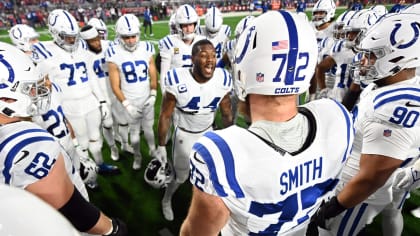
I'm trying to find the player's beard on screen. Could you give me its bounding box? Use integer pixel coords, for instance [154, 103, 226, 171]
[238, 98, 251, 124]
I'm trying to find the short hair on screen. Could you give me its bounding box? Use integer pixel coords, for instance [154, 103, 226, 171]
[191, 39, 214, 56]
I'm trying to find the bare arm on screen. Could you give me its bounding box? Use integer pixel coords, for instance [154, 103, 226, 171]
[148, 55, 158, 91]
[219, 93, 233, 128]
[315, 56, 336, 90]
[157, 92, 176, 146]
[337, 153, 402, 208]
[108, 62, 126, 103]
[180, 187, 230, 236]
[25, 154, 114, 235]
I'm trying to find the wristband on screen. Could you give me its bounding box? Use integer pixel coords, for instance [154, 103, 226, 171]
[122, 100, 130, 107]
[150, 89, 157, 97]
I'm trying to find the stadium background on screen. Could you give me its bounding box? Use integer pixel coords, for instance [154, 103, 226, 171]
[0, 4, 420, 235]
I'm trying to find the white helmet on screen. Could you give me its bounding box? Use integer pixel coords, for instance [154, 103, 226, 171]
[234, 11, 318, 101]
[115, 14, 140, 52]
[8, 24, 39, 52]
[369, 4, 388, 17]
[79, 157, 98, 186]
[168, 13, 177, 35]
[87, 17, 108, 40]
[175, 4, 200, 40]
[357, 13, 420, 83]
[205, 6, 223, 38]
[312, 0, 336, 27]
[234, 15, 255, 40]
[144, 158, 174, 189]
[48, 9, 80, 52]
[344, 10, 379, 48]
[0, 42, 50, 118]
[333, 10, 356, 40]
[0, 184, 81, 236]
[403, 3, 420, 14]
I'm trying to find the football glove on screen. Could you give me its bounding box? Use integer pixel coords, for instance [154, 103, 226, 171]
[100, 101, 111, 120]
[144, 89, 157, 107]
[104, 218, 128, 236]
[155, 146, 167, 165]
[122, 100, 141, 119]
[306, 196, 346, 236]
[394, 159, 420, 190]
[317, 88, 331, 99]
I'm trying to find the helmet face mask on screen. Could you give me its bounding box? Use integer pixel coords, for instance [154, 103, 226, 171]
[48, 9, 80, 52]
[311, 0, 336, 27]
[356, 13, 420, 83]
[144, 158, 174, 189]
[79, 157, 98, 186]
[175, 4, 199, 40]
[0, 42, 51, 118]
[115, 14, 140, 52]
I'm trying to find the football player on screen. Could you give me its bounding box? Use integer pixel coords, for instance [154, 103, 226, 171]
[81, 24, 122, 163]
[152, 39, 233, 221]
[32, 9, 118, 175]
[87, 18, 134, 156]
[307, 13, 420, 236]
[180, 11, 354, 235]
[107, 14, 158, 170]
[158, 4, 206, 93]
[198, 6, 231, 68]
[308, 0, 337, 101]
[316, 10, 379, 102]
[0, 42, 127, 236]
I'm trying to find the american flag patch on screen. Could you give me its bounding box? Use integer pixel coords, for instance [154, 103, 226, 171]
[256, 72, 264, 82]
[383, 129, 392, 137]
[272, 40, 288, 50]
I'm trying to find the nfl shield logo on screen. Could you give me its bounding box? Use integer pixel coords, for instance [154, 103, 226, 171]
[256, 72, 264, 82]
[383, 129, 392, 137]
[174, 48, 179, 54]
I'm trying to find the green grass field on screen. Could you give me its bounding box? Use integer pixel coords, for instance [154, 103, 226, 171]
[1, 8, 419, 235]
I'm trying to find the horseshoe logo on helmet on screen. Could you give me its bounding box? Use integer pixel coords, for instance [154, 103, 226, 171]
[0, 54, 15, 89]
[234, 25, 256, 64]
[390, 22, 420, 49]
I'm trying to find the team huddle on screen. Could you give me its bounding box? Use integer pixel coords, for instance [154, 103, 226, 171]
[0, 1, 419, 235]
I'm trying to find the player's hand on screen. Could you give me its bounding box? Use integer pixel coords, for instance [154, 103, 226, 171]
[395, 166, 420, 189]
[100, 101, 111, 120]
[155, 146, 167, 165]
[123, 100, 141, 119]
[317, 88, 330, 99]
[144, 90, 157, 107]
[104, 218, 128, 236]
[306, 196, 346, 236]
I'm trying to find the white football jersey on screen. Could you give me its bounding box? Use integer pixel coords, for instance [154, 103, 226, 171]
[32, 41, 103, 116]
[158, 34, 206, 90]
[189, 99, 354, 235]
[327, 39, 355, 101]
[165, 67, 232, 132]
[106, 41, 155, 102]
[312, 23, 334, 47]
[31, 83, 73, 152]
[0, 121, 87, 199]
[88, 39, 114, 104]
[198, 25, 231, 65]
[225, 39, 236, 66]
[340, 77, 420, 205]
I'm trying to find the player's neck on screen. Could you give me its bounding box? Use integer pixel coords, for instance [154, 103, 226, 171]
[375, 68, 415, 87]
[249, 94, 298, 122]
